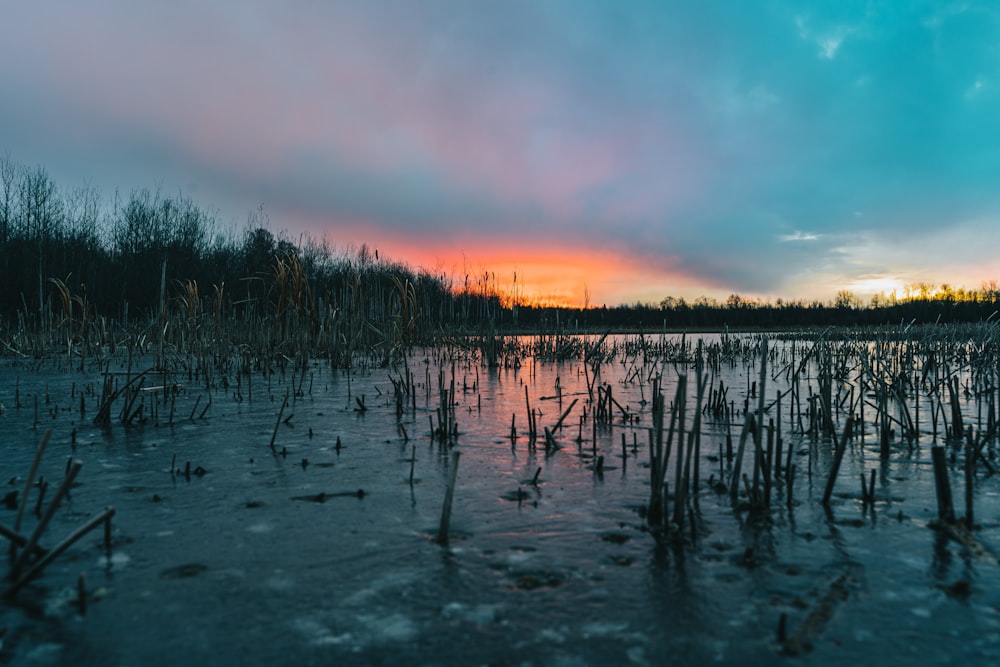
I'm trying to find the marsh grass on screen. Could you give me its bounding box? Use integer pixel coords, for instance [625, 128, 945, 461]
[6, 283, 1000, 656]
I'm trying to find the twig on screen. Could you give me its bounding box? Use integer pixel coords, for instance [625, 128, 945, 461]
[269, 391, 289, 450]
[6, 507, 116, 598]
[436, 452, 461, 546]
[12, 460, 84, 578]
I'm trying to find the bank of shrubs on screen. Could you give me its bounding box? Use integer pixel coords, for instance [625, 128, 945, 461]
[2, 156, 999, 336]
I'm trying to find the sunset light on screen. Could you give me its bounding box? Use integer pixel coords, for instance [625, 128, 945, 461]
[5, 6, 1000, 664]
[844, 276, 906, 302]
[3, 3, 1000, 306]
[386, 242, 691, 309]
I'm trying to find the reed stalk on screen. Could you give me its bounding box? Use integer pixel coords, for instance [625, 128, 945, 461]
[524, 386, 536, 443]
[409, 444, 416, 486]
[436, 451, 461, 545]
[821, 418, 853, 506]
[6, 507, 116, 598]
[646, 384, 666, 524]
[786, 464, 796, 508]
[0, 523, 47, 558]
[15, 429, 52, 535]
[647, 377, 682, 527]
[763, 421, 774, 508]
[878, 385, 890, 458]
[671, 374, 690, 527]
[964, 428, 975, 528]
[749, 340, 768, 505]
[931, 445, 955, 522]
[681, 372, 707, 515]
[551, 398, 579, 433]
[12, 460, 83, 578]
[543, 427, 557, 453]
[948, 376, 964, 440]
[269, 390, 289, 450]
[730, 413, 756, 503]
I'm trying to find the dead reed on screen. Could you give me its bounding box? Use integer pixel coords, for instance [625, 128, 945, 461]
[2, 429, 115, 599]
[436, 451, 461, 546]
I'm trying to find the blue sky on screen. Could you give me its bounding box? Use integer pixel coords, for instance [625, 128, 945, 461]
[2, 1, 999, 306]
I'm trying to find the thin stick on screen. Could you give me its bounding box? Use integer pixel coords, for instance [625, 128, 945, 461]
[670, 374, 689, 528]
[6, 507, 116, 598]
[12, 460, 83, 577]
[730, 413, 756, 502]
[931, 445, 956, 523]
[188, 394, 202, 421]
[16, 429, 52, 533]
[0, 523, 48, 557]
[551, 398, 579, 433]
[786, 464, 795, 508]
[756, 335, 768, 463]
[409, 444, 416, 486]
[269, 391, 289, 450]
[965, 428, 975, 528]
[822, 419, 854, 506]
[436, 452, 461, 546]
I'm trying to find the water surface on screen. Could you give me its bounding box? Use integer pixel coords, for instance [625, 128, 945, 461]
[0, 333, 998, 665]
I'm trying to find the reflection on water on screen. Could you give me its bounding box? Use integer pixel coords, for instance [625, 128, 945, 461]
[0, 332, 999, 665]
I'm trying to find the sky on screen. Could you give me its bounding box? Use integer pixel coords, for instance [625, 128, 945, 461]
[3, 1, 1000, 308]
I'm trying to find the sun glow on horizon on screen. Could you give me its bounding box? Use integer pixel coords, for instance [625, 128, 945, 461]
[844, 276, 906, 300]
[323, 230, 700, 309]
[300, 220, 1000, 309]
[405, 244, 626, 309]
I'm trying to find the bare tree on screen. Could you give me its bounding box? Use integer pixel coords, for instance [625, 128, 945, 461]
[0, 154, 20, 285]
[833, 290, 862, 309]
[17, 165, 62, 313]
[0, 152, 18, 246]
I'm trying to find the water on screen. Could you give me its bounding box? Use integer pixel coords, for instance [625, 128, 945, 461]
[1, 333, 999, 665]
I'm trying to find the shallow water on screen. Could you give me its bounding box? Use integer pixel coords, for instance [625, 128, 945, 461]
[1, 334, 999, 666]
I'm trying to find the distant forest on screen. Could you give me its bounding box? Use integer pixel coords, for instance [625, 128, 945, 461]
[3, 156, 1000, 334]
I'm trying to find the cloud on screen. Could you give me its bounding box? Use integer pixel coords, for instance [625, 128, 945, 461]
[2, 1, 1000, 304]
[779, 231, 820, 243]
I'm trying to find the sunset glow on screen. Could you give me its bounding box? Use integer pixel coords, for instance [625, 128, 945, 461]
[845, 276, 906, 301]
[3, 2, 1000, 306]
[345, 234, 696, 309]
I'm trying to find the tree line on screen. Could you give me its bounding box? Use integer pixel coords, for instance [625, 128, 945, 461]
[2, 155, 999, 336]
[584, 288, 1000, 331]
[0, 156, 462, 338]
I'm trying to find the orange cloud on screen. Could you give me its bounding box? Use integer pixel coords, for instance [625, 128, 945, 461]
[364, 233, 700, 308]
